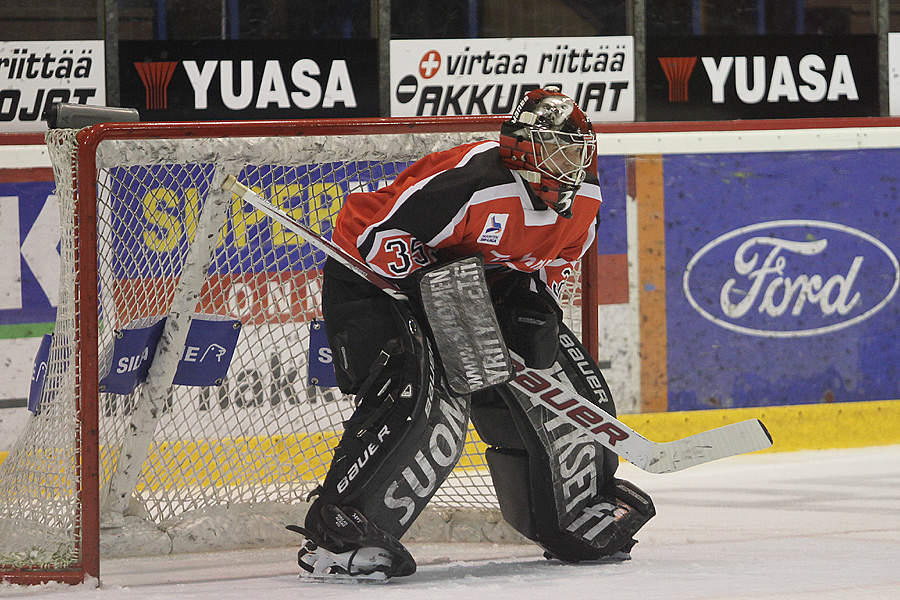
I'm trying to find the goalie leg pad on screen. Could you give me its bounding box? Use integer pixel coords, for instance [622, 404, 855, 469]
[482, 448, 535, 538]
[312, 259, 471, 542]
[483, 446, 655, 561]
[540, 478, 656, 562]
[472, 324, 654, 560]
[307, 352, 470, 542]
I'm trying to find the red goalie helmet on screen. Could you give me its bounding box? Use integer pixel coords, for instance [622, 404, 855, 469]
[499, 87, 596, 218]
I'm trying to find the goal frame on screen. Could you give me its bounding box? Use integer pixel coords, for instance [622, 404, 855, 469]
[2, 116, 600, 585]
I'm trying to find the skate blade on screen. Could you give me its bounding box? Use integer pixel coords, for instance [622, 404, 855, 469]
[299, 571, 389, 584]
[543, 551, 632, 564]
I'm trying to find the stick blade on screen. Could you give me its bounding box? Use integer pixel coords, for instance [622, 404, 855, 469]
[643, 419, 773, 474]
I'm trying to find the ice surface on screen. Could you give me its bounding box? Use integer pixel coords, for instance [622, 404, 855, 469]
[3, 444, 899, 599]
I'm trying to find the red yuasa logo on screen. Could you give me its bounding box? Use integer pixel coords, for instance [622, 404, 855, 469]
[659, 56, 698, 102]
[134, 61, 178, 109]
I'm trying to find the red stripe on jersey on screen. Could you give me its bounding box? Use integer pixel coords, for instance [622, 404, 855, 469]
[333, 140, 601, 295]
[333, 141, 495, 260]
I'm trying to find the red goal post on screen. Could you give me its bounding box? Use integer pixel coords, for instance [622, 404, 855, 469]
[0, 116, 600, 585]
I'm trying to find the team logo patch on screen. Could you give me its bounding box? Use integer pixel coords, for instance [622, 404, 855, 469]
[477, 213, 508, 245]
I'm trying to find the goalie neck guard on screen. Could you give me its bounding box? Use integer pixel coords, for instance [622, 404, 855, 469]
[499, 87, 597, 218]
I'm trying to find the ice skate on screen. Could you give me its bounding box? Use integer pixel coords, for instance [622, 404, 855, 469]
[296, 538, 392, 583]
[288, 504, 416, 583]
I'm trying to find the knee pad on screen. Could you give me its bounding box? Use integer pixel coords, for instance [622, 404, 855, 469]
[311, 301, 471, 541]
[472, 323, 651, 558]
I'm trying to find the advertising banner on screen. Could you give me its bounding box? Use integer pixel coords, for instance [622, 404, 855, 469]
[0, 181, 58, 410]
[0, 182, 59, 326]
[390, 37, 634, 121]
[104, 161, 405, 281]
[308, 319, 338, 388]
[119, 39, 379, 121]
[0, 40, 105, 133]
[27, 333, 52, 414]
[665, 149, 900, 410]
[98, 316, 241, 395]
[647, 35, 878, 120]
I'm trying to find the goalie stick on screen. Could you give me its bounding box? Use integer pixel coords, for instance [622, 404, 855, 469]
[507, 355, 773, 473]
[220, 174, 773, 473]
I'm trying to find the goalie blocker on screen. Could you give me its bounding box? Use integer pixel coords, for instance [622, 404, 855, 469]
[300, 258, 653, 578]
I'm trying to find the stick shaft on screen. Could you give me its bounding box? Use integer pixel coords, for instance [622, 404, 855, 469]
[221, 174, 408, 301]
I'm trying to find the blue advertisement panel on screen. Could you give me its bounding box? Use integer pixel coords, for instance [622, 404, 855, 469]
[98, 316, 241, 394]
[308, 319, 338, 388]
[0, 181, 59, 327]
[107, 161, 412, 280]
[665, 149, 900, 409]
[595, 156, 628, 256]
[27, 333, 52, 413]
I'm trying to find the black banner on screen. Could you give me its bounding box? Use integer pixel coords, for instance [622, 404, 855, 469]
[119, 39, 379, 121]
[647, 35, 878, 121]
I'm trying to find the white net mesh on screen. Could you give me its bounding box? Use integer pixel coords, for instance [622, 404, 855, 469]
[0, 124, 584, 574]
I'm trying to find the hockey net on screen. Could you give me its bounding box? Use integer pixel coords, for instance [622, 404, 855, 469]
[0, 117, 594, 584]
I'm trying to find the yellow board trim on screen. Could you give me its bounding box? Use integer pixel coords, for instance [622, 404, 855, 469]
[2, 401, 898, 477]
[619, 399, 900, 453]
[129, 431, 494, 490]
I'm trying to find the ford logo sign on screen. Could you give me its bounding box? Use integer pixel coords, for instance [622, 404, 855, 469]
[683, 220, 899, 338]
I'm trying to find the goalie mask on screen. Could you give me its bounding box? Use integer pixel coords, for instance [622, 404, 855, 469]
[499, 87, 597, 218]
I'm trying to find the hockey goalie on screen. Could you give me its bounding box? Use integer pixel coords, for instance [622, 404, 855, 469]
[290, 87, 656, 581]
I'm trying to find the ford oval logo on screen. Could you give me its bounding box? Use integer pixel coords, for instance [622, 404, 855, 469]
[683, 220, 900, 337]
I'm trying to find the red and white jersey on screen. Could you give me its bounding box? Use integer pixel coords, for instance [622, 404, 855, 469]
[333, 140, 601, 298]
